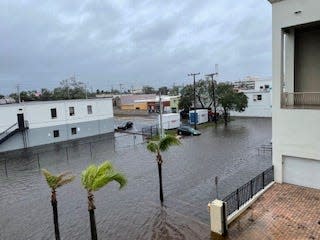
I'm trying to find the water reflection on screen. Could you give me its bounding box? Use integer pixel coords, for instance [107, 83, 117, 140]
[0, 118, 271, 240]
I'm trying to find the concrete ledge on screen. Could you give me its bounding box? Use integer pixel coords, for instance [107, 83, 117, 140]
[227, 181, 275, 225]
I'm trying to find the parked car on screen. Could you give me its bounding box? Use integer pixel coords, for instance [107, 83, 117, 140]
[177, 126, 201, 136]
[117, 121, 133, 130]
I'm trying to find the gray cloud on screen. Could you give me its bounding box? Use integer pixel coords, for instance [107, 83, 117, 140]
[0, 0, 271, 93]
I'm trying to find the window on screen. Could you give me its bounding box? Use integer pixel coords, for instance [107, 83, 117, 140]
[71, 127, 77, 135]
[257, 95, 262, 101]
[51, 108, 57, 118]
[53, 130, 59, 138]
[265, 85, 270, 89]
[69, 107, 75, 116]
[87, 105, 92, 114]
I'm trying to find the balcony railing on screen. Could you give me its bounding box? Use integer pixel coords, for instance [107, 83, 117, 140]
[282, 92, 320, 109]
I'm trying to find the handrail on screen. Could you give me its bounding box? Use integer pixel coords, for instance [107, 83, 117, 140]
[222, 166, 274, 216]
[282, 92, 320, 108]
[0, 123, 18, 136]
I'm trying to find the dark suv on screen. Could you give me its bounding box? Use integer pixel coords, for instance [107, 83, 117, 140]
[117, 121, 133, 130]
[177, 126, 201, 136]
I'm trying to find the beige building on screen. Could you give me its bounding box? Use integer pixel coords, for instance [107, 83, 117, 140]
[269, 0, 320, 189]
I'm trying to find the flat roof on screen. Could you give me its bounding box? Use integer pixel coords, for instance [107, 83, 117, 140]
[0, 98, 112, 107]
[268, 0, 284, 3]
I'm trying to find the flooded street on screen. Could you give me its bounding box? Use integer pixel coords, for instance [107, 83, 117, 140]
[0, 118, 271, 240]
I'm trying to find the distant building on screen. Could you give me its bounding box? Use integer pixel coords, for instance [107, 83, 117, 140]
[115, 94, 180, 112]
[230, 77, 272, 117]
[0, 98, 114, 153]
[0, 97, 16, 105]
[269, 0, 320, 189]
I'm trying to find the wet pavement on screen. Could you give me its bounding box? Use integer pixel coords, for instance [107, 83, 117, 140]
[226, 183, 320, 240]
[0, 117, 271, 240]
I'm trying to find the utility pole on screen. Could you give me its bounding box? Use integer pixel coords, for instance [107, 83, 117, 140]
[188, 73, 200, 129]
[205, 66, 218, 124]
[159, 92, 164, 138]
[85, 82, 88, 99]
[119, 83, 124, 95]
[16, 84, 21, 103]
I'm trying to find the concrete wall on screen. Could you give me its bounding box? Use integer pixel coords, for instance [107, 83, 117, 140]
[0, 98, 114, 152]
[0, 98, 113, 132]
[230, 91, 272, 117]
[294, 27, 320, 92]
[133, 102, 148, 110]
[121, 104, 135, 110]
[271, 0, 320, 183]
[0, 118, 114, 153]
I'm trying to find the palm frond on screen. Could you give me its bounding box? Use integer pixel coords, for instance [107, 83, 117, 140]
[42, 169, 75, 190]
[158, 135, 181, 152]
[82, 161, 127, 192]
[81, 165, 98, 190]
[56, 175, 76, 188]
[107, 171, 127, 190]
[42, 169, 58, 189]
[147, 142, 158, 153]
[95, 161, 113, 178]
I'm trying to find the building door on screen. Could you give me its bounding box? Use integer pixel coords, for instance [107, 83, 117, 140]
[283, 156, 320, 189]
[17, 113, 25, 130]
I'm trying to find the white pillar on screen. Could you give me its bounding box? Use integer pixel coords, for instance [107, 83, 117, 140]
[208, 199, 227, 235]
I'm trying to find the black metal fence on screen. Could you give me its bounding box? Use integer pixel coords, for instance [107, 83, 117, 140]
[141, 125, 159, 138]
[222, 166, 274, 216]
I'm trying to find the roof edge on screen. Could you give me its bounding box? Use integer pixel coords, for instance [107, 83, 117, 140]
[268, 0, 284, 4]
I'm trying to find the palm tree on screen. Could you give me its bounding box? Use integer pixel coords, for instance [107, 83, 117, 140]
[147, 135, 181, 203]
[81, 161, 127, 240]
[42, 169, 75, 240]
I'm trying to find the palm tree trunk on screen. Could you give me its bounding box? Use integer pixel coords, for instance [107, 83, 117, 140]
[157, 162, 164, 203]
[88, 191, 98, 240]
[51, 190, 61, 240]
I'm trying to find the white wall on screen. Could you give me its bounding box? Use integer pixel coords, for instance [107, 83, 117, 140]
[271, 0, 320, 183]
[230, 91, 272, 117]
[0, 99, 113, 132]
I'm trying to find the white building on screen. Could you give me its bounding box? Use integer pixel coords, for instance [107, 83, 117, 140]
[269, 0, 320, 189]
[0, 98, 114, 153]
[231, 78, 272, 117]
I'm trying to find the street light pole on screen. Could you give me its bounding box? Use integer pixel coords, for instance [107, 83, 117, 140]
[188, 73, 200, 129]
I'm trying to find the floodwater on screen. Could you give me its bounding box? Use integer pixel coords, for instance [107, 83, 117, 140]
[0, 117, 271, 240]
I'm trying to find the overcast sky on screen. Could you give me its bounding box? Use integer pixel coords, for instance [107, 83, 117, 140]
[1, 0, 272, 94]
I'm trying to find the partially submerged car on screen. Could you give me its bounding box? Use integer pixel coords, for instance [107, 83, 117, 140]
[117, 121, 133, 130]
[177, 126, 201, 136]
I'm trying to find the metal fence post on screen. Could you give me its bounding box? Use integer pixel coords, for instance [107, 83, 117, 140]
[236, 189, 240, 210]
[262, 171, 265, 189]
[250, 179, 253, 198]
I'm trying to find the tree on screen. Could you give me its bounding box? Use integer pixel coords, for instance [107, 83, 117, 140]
[142, 85, 156, 94]
[216, 83, 248, 125]
[178, 79, 214, 110]
[178, 85, 193, 111]
[169, 86, 180, 96]
[158, 86, 169, 95]
[147, 135, 181, 203]
[40, 88, 53, 101]
[81, 161, 127, 240]
[42, 169, 75, 240]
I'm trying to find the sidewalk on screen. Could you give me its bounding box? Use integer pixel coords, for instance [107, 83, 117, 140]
[221, 183, 320, 240]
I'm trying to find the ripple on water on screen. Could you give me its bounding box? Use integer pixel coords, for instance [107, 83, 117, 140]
[0, 118, 271, 240]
